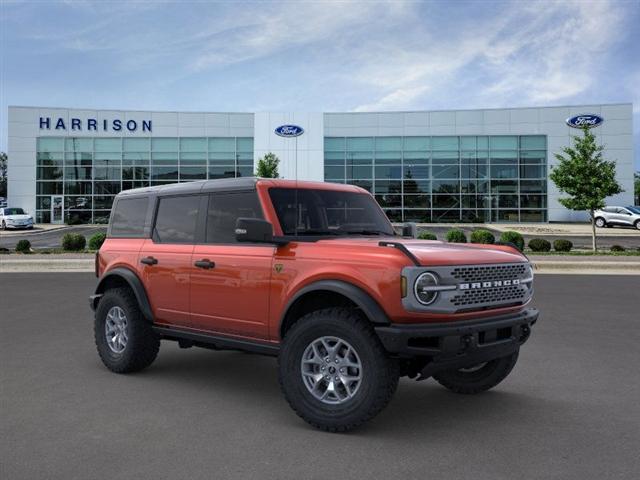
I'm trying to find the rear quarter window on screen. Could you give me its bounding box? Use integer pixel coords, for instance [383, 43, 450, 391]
[110, 197, 149, 237]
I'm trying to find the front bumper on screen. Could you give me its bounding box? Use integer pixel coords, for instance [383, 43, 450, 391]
[375, 308, 538, 378]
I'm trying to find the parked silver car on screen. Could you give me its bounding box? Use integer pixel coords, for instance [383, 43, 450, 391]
[0, 207, 35, 230]
[593, 206, 640, 230]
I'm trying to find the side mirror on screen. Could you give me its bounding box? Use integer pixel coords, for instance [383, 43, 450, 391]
[235, 218, 275, 243]
[402, 222, 417, 238]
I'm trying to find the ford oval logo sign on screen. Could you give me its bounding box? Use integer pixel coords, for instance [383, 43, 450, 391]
[566, 114, 604, 129]
[275, 125, 304, 137]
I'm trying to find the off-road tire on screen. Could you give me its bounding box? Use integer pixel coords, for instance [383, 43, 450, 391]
[94, 287, 160, 373]
[433, 350, 519, 395]
[278, 308, 399, 432]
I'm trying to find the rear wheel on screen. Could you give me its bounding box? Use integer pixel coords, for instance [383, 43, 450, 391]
[595, 217, 606, 228]
[433, 350, 519, 394]
[635, 220, 640, 230]
[94, 287, 160, 373]
[278, 308, 399, 432]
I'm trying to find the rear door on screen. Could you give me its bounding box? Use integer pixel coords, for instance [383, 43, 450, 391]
[138, 194, 203, 328]
[190, 191, 274, 340]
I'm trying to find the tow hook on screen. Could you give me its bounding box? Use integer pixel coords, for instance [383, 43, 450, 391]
[461, 334, 474, 351]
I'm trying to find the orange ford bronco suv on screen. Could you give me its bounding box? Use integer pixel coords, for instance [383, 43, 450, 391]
[91, 178, 537, 432]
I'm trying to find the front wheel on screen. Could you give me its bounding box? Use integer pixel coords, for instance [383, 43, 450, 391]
[278, 308, 399, 432]
[433, 350, 519, 394]
[595, 217, 606, 228]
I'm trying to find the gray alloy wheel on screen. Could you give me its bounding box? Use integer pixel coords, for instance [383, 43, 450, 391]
[105, 306, 128, 354]
[595, 217, 606, 228]
[300, 336, 363, 405]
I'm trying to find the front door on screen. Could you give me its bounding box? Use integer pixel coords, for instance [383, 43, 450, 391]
[138, 194, 202, 328]
[51, 195, 63, 224]
[190, 191, 274, 340]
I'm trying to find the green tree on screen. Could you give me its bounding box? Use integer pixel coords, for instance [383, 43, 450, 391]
[255, 152, 280, 178]
[550, 128, 623, 251]
[634, 172, 640, 205]
[0, 152, 7, 198]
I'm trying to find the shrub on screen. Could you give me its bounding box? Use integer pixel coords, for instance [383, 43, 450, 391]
[88, 232, 107, 250]
[470, 229, 495, 244]
[528, 238, 551, 252]
[553, 239, 573, 252]
[66, 215, 83, 226]
[417, 231, 437, 240]
[610, 244, 625, 252]
[15, 239, 31, 253]
[62, 233, 86, 251]
[499, 231, 525, 251]
[445, 229, 467, 243]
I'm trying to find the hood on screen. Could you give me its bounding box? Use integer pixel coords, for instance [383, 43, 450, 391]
[315, 237, 527, 266]
[4, 214, 32, 221]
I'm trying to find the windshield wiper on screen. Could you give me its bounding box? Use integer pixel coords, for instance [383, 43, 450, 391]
[344, 230, 393, 236]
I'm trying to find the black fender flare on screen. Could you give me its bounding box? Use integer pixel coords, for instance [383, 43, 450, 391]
[280, 280, 391, 337]
[93, 267, 154, 322]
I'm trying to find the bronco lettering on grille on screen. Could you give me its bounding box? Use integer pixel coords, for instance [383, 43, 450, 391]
[459, 279, 520, 290]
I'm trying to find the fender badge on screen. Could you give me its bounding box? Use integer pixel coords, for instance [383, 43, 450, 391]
[274, 264, 284, 273]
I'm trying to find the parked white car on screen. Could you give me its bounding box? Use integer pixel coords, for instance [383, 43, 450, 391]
[0, 207, 35, 230]
[593, 206, 640, 230]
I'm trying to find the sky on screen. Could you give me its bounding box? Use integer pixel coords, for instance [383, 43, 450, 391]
[1, 0, 639, 168]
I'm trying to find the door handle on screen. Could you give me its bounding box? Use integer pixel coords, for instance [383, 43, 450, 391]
[140, 256, 158, 266]
[194, 259, 215, 269]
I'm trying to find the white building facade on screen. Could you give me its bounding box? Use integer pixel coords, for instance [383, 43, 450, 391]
[6, 104, 634, 224]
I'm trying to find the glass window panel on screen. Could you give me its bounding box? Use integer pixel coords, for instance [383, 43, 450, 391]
[403, 180, 429, 194]
[520, 194, 546, 208]
[324, 166, 345, 180]
[94, 196, 115, 209]
[65, 181, 93, 195]
[432, 209, 461, 222]
[432, 165, 459, 179]
[236, 152, 253, 164]
[374, 165, 402, 179]
[64, 152, 93, 166]
[206, 192, 263, 244]
[498, 194, 519, 208]
[348, 180, 372, 192]
[490, 151, 518, 164]
[180, 138, 206, 152]
[208, 166, 237, 179]
[520, 164, 545, 179]
[491, 164, 518, 179]
[93, 211, 111, 224]
[64, 166, 92, 180]
[37, 137, 64, 151]
[520, 135, 546, 150]
[151, 138, 178, 151]
[477, 136, 489, 150]
[461, 164, 488, 179]
[431, 136, 459, 151]
[432, 180, 459, 193]
[37, 166, 63, 180]
[403, 137, 429, 151]
[236, 137, 254, 153]
[36, 196, 52, 209]
[346, 165, 372, 179]
[94, 138, 122, 152]
[346, 152, 372, 165]
[375, 194, 402, 208]
[491, 180, 518, 193]
[495, 210, 519, 222]
[325, 137, 345, 151]
[490, 136, 518, 150]
[462, 209, 488, 222]
[237, 166, 253, 177]
[36, 182, 63, 195]
[520, 210, 546, 222]
[432, 151, 459, 164]
[65, 210, 92, 224]
[519, 180, 546, 193]
[65, 196, 92, 210]
[110, 197, 149, 236]
[151, 167, 178, 180]
[403, 195, 430, 208]
[375, 137, 401, 151]
[208, 138, 235, 152]
[460, 137, 477, 150]
[383, 209, 403, 222]
[325, 151, 345, 166]
[346, 137, 373, 151]
[93, 166, 121, 180]
[374, 151, 401, 164]
[37, 152, 64, 165]
[179, 152, 207, 165]
[403, 165, 429, 179]
[180, 167, 207, 180]
[152, 152, 179, 165]
[403, 210, 430, 222]
[208, 152, 235, 163]
[403, 151, 429, 163]
[520, 150, 546, 164]
[374, 180, 402, 194]
[124, 138, 150, 152]
[65, 138, 93, 151]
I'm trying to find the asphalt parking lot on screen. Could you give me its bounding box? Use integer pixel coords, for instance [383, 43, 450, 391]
[1, 273, 639, 480]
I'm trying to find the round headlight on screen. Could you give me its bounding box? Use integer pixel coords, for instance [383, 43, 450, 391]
[414, 272, 439, 305]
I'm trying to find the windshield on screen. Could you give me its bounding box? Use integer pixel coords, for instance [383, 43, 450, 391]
[3, 208, 25, 215]
[626, 206, 640, 214]
[269, 188, 395, 237]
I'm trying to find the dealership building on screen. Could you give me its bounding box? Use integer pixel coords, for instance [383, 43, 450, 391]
[6, 103, 634, 224]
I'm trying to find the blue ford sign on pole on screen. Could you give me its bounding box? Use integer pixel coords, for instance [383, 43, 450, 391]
[275, 125, 304, 137]
[566, 114, 604, 129]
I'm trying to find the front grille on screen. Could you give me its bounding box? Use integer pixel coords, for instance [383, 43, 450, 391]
[451, 264, 527, 283]
[451, 284, 527, 307]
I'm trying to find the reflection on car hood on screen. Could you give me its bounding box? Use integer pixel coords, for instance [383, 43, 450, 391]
[3, 214, 32, 221]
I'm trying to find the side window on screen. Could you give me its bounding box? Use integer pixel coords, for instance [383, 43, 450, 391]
[154, 195, 200, 244]
[206, 191, 264, 244]
[110, 197, 149, 237]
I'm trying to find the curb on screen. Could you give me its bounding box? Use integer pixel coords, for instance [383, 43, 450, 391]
[0, 258, 95, 273]
[532, 260, 640, 275]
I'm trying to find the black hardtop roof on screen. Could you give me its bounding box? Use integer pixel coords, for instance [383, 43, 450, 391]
[116, 177, 259, 198]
